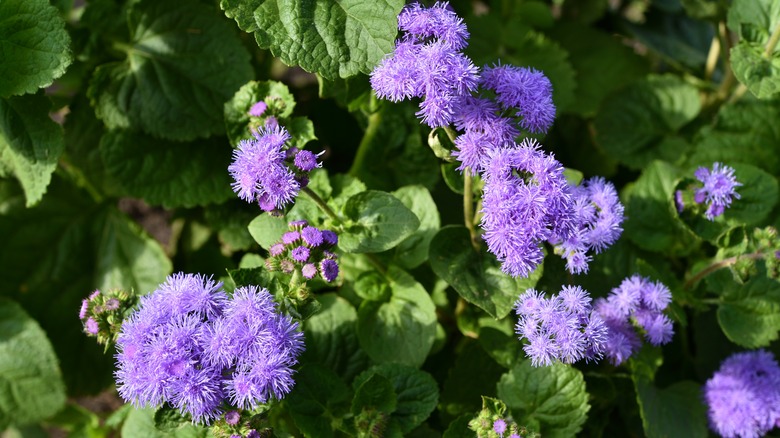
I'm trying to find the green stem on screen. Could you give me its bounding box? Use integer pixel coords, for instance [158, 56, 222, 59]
[301, 187, 340, 223]
[348, 112, 382, 178]
[704, 31, 721, 82]
[683, 250, 766, 290]
[463, 170, 480, 252]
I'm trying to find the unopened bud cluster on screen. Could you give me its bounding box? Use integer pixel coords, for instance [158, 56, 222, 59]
[265, 220, 339, 283]
[78, 288, 136, 348]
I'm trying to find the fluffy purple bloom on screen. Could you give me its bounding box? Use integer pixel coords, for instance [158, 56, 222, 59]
[493, 418, 507, 436]
[321, 230, 338, 246]
[480, 65, 556, 134]
[704, 350, 780, 438]
[550, 177, 624, 274]
[291, 246, 310, 263]
[694, 163, 742, 220]
[79, 299, 89, 320]
[515, 286, 607, 366]
[675, 190, 685, 213]
[320, 259, 339, 282]
[115, 275, 303, 424]
[85, 317, 99, 335]
[397, 2, 469, 49]
[228, 126, 300, 211]
[282, 231, 300, 245]
[248, 101, 267, 117]
[594, 275, 674, 365]
[293, 150, 321, 172]
[301, 227, 323, 247]
[301, 264, 317, 279]
[481, 139, 575, 277]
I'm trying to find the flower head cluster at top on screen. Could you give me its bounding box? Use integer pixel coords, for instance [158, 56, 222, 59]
[265, 220, 339, 282]
[228, 123, 321, 212]
[115, 273, 304, 424]
[594, 275, 674, 365]
[371, 2, 623, 277]
[704, 350, 780, 438]
[514, 286, 607, 366]
[693, 162, 742, 220]
[79, 288, 136, 347]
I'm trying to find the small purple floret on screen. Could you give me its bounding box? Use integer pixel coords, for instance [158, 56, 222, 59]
[693, 163, 742, 220]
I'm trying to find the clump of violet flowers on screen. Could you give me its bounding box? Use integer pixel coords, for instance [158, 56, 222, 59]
[114, 273, 304, 423]
[693, 162, 742, 220]
[703, 350, 780, 438]
[514, 285, 607, 366]
[228, 124, 321, 212]
[594, 275, 674, 365]
[265, 220, 340, 283]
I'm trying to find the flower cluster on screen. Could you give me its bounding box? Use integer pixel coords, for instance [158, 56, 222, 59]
[228, 125, 321, 212]
[594, 276, 674, 365]
[549, 177, 625, 274]
[79, 288, 136, 347]
[370, 2, 478, 127]
[704, 350, 780, 438]
[693, 162, 742, 220]
[480, 139, 575, 277]
[265, 220, 340, 283]
[514, 286, 607, 367]
[115, 273, 304, 424]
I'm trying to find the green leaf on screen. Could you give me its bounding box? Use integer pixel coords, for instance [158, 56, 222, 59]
[301, 293, 368, 382]
[286, 364, 352, 438]
[548, 22, 650, 116]
[247, 213, 288, 250]
[727, 0, 780, 44]
[390, 186, 440, 269]
[223, 80, 298, 146]
[594, 74, 700, 169]
[352, 363, 439, 433]
[0, 298, 66, 430]
[220, 0, 404, 79]
[439, 341, 505, 421]
[723, 163, 779, 225]
[99, 130, 234, 208]
[352, 374, 397, 415]
[0, 0, 71, 97]
[681, 0, 727, 19]
[623, 161, 698, 254]
[0, 94, 65, 206]
[731, 42, 780, 99]
[623, 10, 714, 70]
[0, 177, 171, 395]
[356, 266, 436, 367]
[497, 361, 590, 438]
[349, 103, 440, 191]
[340, 190, 420, 254]
[88, 0, 253, 141]
[717, 265, 780, 348]
[121, 408, 208, 438]
[630, 347, 708, 438]
[318, 75, 372, 112]
[429, 226, 543, 319]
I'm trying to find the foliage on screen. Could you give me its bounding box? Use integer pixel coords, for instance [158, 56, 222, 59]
[2, 0, 780, 437]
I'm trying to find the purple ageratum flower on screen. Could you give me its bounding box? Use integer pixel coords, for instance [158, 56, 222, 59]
[594, 275, 674, 365]
[480, 139, 575, 277]
[282, 231, 300, 245]
[704, 350, 780, 438]
[228, 126, 300, 211]
[493, 418, 507, 436]
[693, 162, 742, 220]
[320, 259, 339, 282]
[321, 230, 338, 246]
[451, 96, 519, 174]
[550, 177, 624, 274]
[675, 190, 685, 213]
[514, 286, 607, 366]
[293, 150, 322, 172]
[79, 299, 89, 320]
[301, 264, 317, 279]
[248, 101, 267, 117]
[300, 226, 324, 247]
[85, 317, 99, 335]
[480, 65, 556, 134]
[291, 246, 310, 263]
[397, 2, 469, 49]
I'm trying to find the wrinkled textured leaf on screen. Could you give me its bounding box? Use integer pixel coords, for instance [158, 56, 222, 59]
[286, 364, 351, 438]
[121, 408, 208, 438]
[340, 190, 420, 254]
[220, 0, 404, 78]
[731, 42, 780, 99]
[356, 267, 436, 367]
[88, 0, 252, 140]
[0, 94, 64, 206]
[717, 266, 780, 348]
[0, 299, 66, 429]
[497, 361, 590, 438]
[99, 130, 234, 208]
[429, 226, 542, 319]
[390, 185, 440, 269]
[0, 0, 71, 97]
